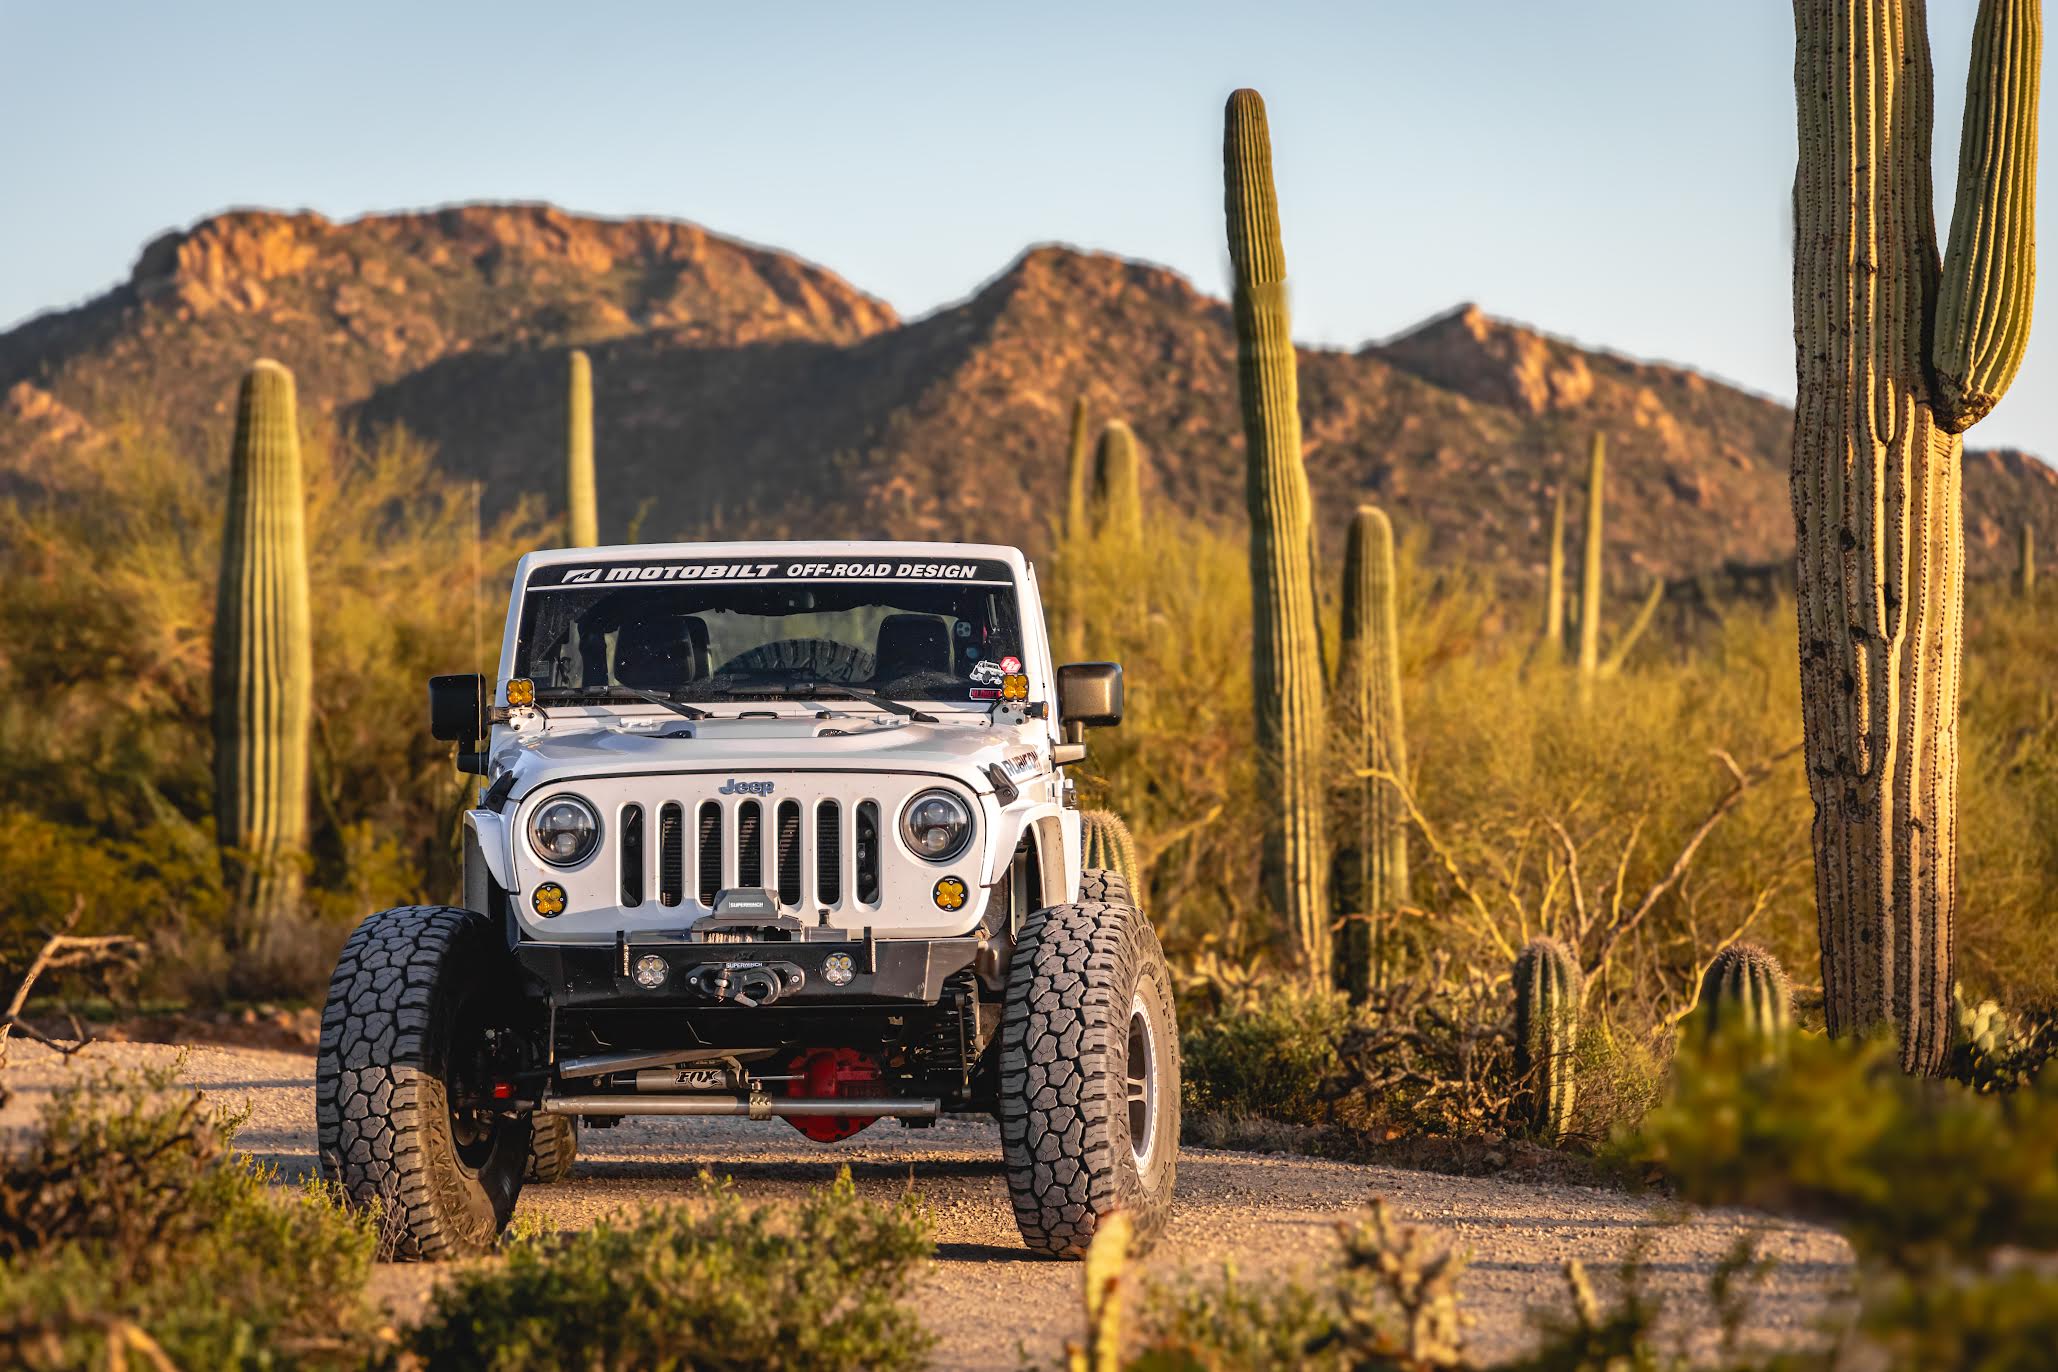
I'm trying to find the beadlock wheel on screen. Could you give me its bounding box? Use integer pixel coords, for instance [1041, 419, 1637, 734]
[997, 869, 1179, 1257]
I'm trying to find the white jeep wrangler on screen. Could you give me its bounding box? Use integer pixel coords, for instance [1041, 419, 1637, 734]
[315, 541, 1178, 1258]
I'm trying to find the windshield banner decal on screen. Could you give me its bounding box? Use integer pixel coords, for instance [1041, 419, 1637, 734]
[531, 558, 1015, 589]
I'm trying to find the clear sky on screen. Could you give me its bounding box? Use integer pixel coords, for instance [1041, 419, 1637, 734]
[4, 1, 2050, 454]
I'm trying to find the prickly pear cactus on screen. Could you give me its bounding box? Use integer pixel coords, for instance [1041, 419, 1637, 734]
[1081, 809, 1142, 909]
[1691, 943, 1792, 1049]
[566, 349, 597, 546]
[1090, 420, 1143, 546]
[1792, 0, 2039, 1074]
[211, 359, 313, 946]
[1338, 505, 1409, 1000]
[1512, 937, 1580, 1142]
[1225, 87, 1329, 973]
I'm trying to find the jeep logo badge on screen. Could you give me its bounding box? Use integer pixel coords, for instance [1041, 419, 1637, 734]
[718, 778, 775, 795]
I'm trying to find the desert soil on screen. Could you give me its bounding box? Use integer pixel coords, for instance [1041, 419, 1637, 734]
[0, 1041, 1851, 1368]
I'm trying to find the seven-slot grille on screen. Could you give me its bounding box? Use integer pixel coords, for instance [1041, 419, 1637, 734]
[626, 793, 882, 914]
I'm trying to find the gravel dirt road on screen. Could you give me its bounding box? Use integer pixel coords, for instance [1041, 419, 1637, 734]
[0, 1041, 1851, 1368]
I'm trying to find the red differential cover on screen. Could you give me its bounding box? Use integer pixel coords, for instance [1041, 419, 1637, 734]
[784, 1046, 882, 1142]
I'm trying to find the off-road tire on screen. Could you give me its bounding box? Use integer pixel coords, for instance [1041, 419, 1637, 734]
[998, 869, 1179, 1257]
[525, 1112, 578, 1183]
[316, 905, 532, 1259]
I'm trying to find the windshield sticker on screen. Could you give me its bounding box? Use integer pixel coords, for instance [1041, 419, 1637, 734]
[532, 557, 1015, 590]
[999, 654, 1022, 674]
[969, 659, 1005, 684]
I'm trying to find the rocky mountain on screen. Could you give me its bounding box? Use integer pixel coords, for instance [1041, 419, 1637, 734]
[5, 204, 2052, 588]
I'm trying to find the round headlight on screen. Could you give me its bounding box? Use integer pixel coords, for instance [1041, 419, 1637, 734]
[529, 795, 600, 867]
[900, 789, 974, 863]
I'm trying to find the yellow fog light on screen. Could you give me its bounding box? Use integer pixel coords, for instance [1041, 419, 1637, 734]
[506, 677, 537, 707]
[933, 876, 968, 912]
[1001, 673, 1029, 701]
[531, 882, 567, 917]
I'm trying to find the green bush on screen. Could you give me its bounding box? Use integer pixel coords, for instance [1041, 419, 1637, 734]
[407, 1167, 934, 1371]
[1181, 986, 1350, 1128]
[0, 1064, 382, 1370]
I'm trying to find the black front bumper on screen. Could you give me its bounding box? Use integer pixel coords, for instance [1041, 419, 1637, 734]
[514, 932, 985, 1009]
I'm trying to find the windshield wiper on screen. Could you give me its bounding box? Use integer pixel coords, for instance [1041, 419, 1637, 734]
[535, 686, 711, 721]
[784, 682, 939, 724]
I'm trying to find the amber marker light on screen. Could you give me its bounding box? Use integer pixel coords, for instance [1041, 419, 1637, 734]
[1001, 673, 1029, 701]
[506, 677, 537, 707]
[531, 882, 567, 916]
[933, 876, 968, 911]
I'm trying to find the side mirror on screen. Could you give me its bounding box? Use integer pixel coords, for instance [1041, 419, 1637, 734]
[1056, 662, 1124, 738]
[429, 673, 489, 743]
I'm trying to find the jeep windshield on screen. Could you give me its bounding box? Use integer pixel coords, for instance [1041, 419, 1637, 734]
[513, 557, 1025, 707]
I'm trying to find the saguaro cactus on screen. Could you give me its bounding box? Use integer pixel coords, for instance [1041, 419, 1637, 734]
[1339, 506, 1410, 999]
[566, 349, 597, 546]
[2021, 522, 2037, 597]
[1081, 809, 1143, 908]
[1512, 937, 1580, 1141]
[1792, 0, 2039, 1073]
[1690, 944, 1792, 1048]
[1543, 484, 1567, 652]
[212, 359, 313, 946]
[1577, 433, 1606, 676]
[1225, 88, 1330, 973]
[1064, 397, 1092, 542]
[1090, 420, 1143, 547]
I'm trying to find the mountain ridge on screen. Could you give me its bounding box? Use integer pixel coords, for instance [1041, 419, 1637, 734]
[4, 204, 2052, 587]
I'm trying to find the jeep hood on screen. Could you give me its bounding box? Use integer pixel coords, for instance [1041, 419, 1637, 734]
[489, 712, 1047, 796]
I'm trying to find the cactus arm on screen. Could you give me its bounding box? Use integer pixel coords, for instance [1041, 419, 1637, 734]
[566, 349, 598, 546]
[1225, 88, 1329, 973]
[1932, 0, 2041, 432]
[1599, 578, 1665, 677]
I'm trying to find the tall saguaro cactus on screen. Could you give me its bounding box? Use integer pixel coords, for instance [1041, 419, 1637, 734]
[566, 349, 597, 546]
[1225, 88, 1330, 973]
[212, 360, 313, 946]
[1792, 0, 2039, 1074]
[1064, 397, 1092, 542]
[1543, 484, 1567, 652]
[1057, 397, 1093, 662]
[1577, 433, 1606, 677]
[2021, 522, 2037, 597]
[1339, 506, 1410, 998]
[1090, 420, 1144, 546]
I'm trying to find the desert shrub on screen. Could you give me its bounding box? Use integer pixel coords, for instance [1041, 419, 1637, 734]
[407, 1167, 933, 1371]
[1638, 1031, 2058, 1272]
[0, 1064, 381, 1369]
[1180, 985, 1350, 1129]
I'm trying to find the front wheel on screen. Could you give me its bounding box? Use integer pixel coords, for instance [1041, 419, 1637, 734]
[998, 870, 1179, 1257]
[315, 905, 532, 1259]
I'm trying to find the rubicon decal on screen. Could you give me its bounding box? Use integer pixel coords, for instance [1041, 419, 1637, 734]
[536, 557, 1015, 588]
